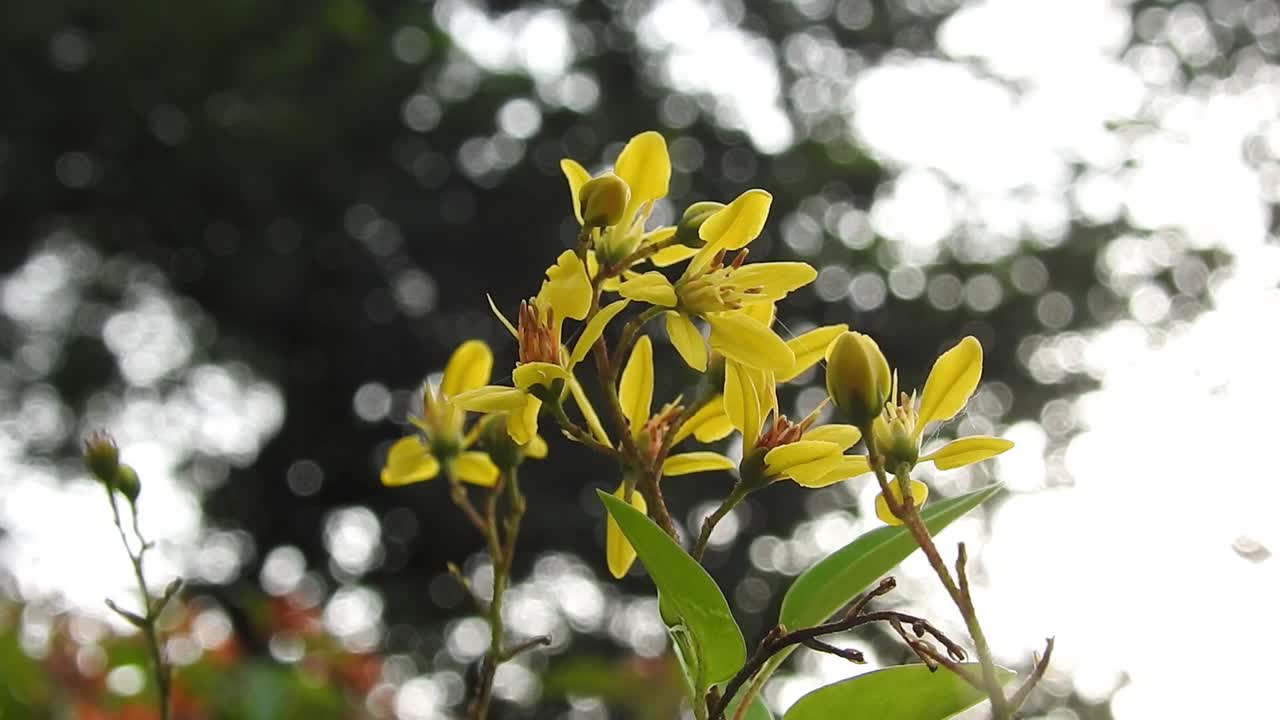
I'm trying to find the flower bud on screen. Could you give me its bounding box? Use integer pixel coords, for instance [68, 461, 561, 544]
[579, 173, 630, 228]
[114, 464, 142, 503]
[825, 331, 890, 427]
[83, 431, 120, 485]
[673, 201, 724, 247]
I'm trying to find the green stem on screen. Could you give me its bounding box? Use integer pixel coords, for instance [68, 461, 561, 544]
[862, 432, 1009, 719]
[105, 491, 170, 720]
[466, 467, 528, 719]
[691, 484, 749, 562]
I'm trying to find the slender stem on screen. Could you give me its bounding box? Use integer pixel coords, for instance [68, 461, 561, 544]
[544, 395, 622, 460]
[862, 432, 1010, 719]
[466, 467, 528, 720]
[691, 484, 748, 561]
[105, 491, 171, 720]
[610, 306, 664, 372]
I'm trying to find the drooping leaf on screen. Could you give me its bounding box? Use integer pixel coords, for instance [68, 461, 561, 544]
[598, 490, 746, 691]
[783, 663, 1014, 720]
[780, 484, 1002, 630]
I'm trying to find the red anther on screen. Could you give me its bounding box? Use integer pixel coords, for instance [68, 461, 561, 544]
[730, 249, 749, 269]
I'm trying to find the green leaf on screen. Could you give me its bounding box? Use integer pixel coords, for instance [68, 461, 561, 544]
[598, 489, 746, 689]
[780, 484, 1001, 630]
[783, 664, 1014, 720]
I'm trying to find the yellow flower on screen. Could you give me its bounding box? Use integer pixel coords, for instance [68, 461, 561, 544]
[854, 336, 1015, 525]
[666, 302, 847, 445]
[606, 335, 738, 578]
[561, 131, 676, 267]
[452, 251, 620, 445]
[724, 361, 864, 490]
[381, 340, 502, 488]
[616, 191, 816, 373]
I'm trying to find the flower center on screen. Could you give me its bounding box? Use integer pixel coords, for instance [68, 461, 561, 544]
[675, 249, 764, 314]
[517, 299, 562, 366]
[754, 411, 817, 453]
[639, 399, 685, 461]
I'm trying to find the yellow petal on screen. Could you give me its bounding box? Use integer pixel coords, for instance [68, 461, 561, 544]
[801, 424, 862, 451]
[875, 479, 930, 525]
[487, 294, 518, 338]
[662, 452, 736, 476]
[730, 262, 817, 301]
[618, 272, 678, 307]
[619, 335, 654, 438]
[793, 454, 872, 488]
[451, 451, 499, 487]
[741, 300, 776, 328]
[570, 299, 631, 365]
[693, 189, 772, 269]
[706, 312, 795, 372]
[560, 158, 591, 225]
[536, 250, 592, 322]
[724, 361, 765, 449]
[614, 131, 670, 220]
[783, 455, 846, 486]
[506, 395, 541, 445]
[917, 336, 983, 432]
[441, 340, 494, 397]
[513, 362, 570, 391]
[650, 244, 698, 267]
[919, 436, 1014, 470]
[763, 440, 841, 477]
[381, 436, 440, 486]
[607, 483, 647, 579]
[524, 434, 549, 459]
[672, 396, 734, 444]
[452, 385, 528, 413]
[778, 324, 848, 382]
[665, 312, 707, 371]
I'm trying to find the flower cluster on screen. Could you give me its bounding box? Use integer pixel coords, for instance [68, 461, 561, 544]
[378, 130, 1013, 574]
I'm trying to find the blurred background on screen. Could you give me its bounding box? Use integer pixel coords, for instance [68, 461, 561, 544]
[2, 0, 1278, 717]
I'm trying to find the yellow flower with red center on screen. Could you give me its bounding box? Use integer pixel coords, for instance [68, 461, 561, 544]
[605, 335, 741, 578]
[615, 191, 817, 374]
[724, 361, 865, 490]
[451, 250, 623, 445]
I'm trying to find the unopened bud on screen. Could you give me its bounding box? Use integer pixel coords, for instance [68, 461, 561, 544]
[825, 332, 890, 427]
[579, 173, 630, 228]
[674, 201, 725, 247]
[83, 432, 120, 485]
[114, 464, 141, 502]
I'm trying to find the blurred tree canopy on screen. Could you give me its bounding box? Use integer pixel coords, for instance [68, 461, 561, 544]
[3, 0, 1270, 716]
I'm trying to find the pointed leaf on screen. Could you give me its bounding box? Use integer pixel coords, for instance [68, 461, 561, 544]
[779, 484, 1002, 629]
[597, 490, 746, 688]
[782, 664, 1014, 720]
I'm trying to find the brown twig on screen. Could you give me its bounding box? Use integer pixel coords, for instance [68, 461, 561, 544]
[1007, 637, 1056, 713]
[708, 578, 966, 720]
[863, 430, 1012, 719]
